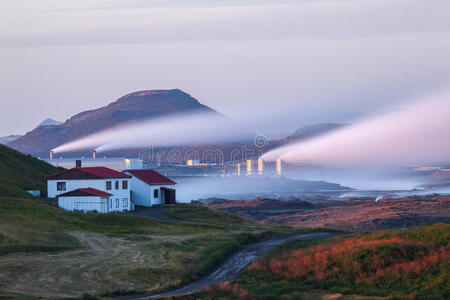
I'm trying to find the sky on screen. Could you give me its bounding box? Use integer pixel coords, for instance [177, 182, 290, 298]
[1, 0, 450, 137]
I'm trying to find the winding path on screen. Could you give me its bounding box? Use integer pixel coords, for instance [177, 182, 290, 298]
[117, 232, 334, 299]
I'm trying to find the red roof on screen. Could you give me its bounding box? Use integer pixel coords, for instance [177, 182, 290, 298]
[57, 187, 112, 197]
[125, 169, 176, 185]
[47, 167, 131, 180]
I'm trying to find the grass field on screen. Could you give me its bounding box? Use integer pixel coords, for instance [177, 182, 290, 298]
[0, 196, 299, 299]
[0, 145, 62, 197]
[197, 222, 449, 299]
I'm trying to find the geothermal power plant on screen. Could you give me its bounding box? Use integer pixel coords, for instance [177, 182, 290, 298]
[47, 150, 283, 176]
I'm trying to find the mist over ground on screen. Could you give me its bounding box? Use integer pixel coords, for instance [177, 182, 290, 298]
[172, 167, 449, 202]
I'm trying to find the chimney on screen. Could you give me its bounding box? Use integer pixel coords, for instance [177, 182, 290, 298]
[258, 159, 263, 175]
[246, 159, 252, 176]
[50, 151, 53, 159]
[76, 160, 82, 168]
[276, 158, 282, 175]
[93, 150, 96, 159]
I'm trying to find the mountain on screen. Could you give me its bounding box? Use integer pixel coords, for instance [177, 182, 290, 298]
[0, 144, 62, 197]
[8, 89, 221, 157]
[37, 118, 63, 127]
[0, 135, 21, 145]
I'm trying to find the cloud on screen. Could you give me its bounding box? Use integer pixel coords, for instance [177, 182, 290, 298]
[1, 0, 450, 48]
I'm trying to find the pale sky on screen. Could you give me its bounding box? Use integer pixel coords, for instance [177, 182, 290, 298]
[1, 0, 450, 136]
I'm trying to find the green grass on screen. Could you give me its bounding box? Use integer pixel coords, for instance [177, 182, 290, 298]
[0, 292, 40, 300]
[0, 144, 62, 197]
[181, 232, 261, 282]
[125, 232, 261, 291]
[165, 203, 258, 226]
[0, 196, 288, 298]
[0, 197, 266, 256]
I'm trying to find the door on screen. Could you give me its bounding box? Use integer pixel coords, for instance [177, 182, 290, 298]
[161, 188, 176, 204]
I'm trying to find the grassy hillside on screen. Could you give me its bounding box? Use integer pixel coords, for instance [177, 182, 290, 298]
[0, 197, 294, 298]
[0, 144, 62, 197]
[199, 222, 449, 299]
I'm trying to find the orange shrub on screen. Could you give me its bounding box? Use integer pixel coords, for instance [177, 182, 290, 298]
[249, 232, 449, 287]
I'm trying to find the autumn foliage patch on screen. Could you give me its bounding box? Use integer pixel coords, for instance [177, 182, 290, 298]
[248, 223, 449, 298]
[203, 281, 249, 299]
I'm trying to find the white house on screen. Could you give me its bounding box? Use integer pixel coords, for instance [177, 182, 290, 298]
[47, 167, 132, 212]
[124, 169, 177, 207]
[57, 187, 112, 213]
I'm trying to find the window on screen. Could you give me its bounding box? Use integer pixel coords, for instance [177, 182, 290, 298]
[115, 181, 119, 190]
[106, 181, 112, 190]
[153, 189, 159, 198]
[110, 199, 113, 209]
[115, 198, 119, 208]
[57, 182, 66, 191]
[122, 180, 128, 189]
[122, 198, 128, 207]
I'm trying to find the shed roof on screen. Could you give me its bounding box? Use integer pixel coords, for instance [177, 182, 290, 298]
[57, 187, 112, 197]
[47, 167, 131, 180]
[125, 169, 176, 185]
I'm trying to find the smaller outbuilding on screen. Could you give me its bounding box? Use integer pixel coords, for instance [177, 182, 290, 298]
[57, 187, 113, 213]
[124, 169, 177, 207]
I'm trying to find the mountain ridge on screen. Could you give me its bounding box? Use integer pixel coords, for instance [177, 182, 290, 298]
[8, 89, 220, 156]
[37, 118, 63, 127]
[0, 135, 21, 145]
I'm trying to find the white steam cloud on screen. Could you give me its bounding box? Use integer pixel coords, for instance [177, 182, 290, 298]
[52, 111, 252, 153]
[262, 91, 450, 167]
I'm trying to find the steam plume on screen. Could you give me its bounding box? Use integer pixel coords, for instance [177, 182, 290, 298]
[262, 91, 450, 167]
[52, 111, 252, 153]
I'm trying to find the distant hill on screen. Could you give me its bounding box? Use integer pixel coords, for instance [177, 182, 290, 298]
[0, 135, 21, 145]
[0, 144, 62, 197]
[8, 89, 222, 157]
[7, 90, 346, 162]
[37, 118, 63, 127]
[213, 195, 449, 231]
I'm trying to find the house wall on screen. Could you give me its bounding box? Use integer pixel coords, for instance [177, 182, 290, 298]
[150, 185, 175, 205]
[128, 176, 151, 206]
[126, 174, 174, 207]
[48, 179, 131, 212]
[58, 196, 109, 213]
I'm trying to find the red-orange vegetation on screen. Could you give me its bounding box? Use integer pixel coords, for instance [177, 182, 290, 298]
[203, 281, 249, 299]
[248, 225, 449, 287]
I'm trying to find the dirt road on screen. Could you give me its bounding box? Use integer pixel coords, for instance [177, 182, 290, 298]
[118, 232, 333, 299]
